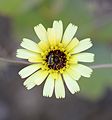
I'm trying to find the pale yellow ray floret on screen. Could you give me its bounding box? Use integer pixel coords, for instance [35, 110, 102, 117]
[55, 75, 65, 99]
[38, 40, 49, 51]
[19, 64, 41, 78]
[64, 66, 81, 80]
[16, 49, 37, 59]
[47, 28, 57, 47]
[50, 71, 59, 80]
[70, 53, 94, 63]
[63, 72, 80, 94]
[74, 64, 93, 78]
[43, 74, 54, 97]
[16, 48, 43, 63]
[34, 24, 47, 41]
[28, 55, 43, 63]
[71, 38, 93, 54]
[24, 70, 48, 86]
[65, 37, 79, 52]
[76, 53, 94, 62]
[24, 81, 35, 90]
[52, 20, 63, 43]
[20, 38, 42, 53]
[62, 23, 78, 47]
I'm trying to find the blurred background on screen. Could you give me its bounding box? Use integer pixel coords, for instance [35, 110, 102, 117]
[0, 0, 112, 120]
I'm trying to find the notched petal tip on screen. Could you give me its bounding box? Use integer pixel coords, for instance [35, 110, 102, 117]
[20, 38, 30, 46]
[23, 79, 36, 90]
[34, 25, 37, 30]
[59, 20, 62, 23]
[70, 88, 80, 94]
[73, 24, 78, 30]
[55, 94, 65, 99]
[16, 49, 21, 57]
[43, 94, 52, 98]
[92, 54, 95, 62]
[18, 72, 23, 78]
[62, 23, 78, 46]
[77, 53, 95, 63]
[89, 53, 95, 62]
[25, 86, 31, 90]
[73, 38, 93, 54]
[55, 89, 65, 99]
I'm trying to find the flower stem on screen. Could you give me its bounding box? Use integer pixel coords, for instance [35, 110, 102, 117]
[0, 57, 30, 65]
[0, 57, 112, 69]
[90, 64, 112, 69]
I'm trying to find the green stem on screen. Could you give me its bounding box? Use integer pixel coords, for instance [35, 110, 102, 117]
[0, 57, 112, 69]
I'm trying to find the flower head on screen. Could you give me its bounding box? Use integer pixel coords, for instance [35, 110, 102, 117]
[16, 20, 94, 99]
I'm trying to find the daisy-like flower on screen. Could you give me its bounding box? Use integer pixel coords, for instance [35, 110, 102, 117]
[16, 20, 94, 99]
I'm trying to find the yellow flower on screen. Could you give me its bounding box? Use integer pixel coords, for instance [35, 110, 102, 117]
[16, 20, 94, 99]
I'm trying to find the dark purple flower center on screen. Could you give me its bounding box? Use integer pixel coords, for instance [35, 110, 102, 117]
[46, 50, 66, 70]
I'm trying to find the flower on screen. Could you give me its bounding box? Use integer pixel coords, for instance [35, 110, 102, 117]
[16, 20, 94, 99]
